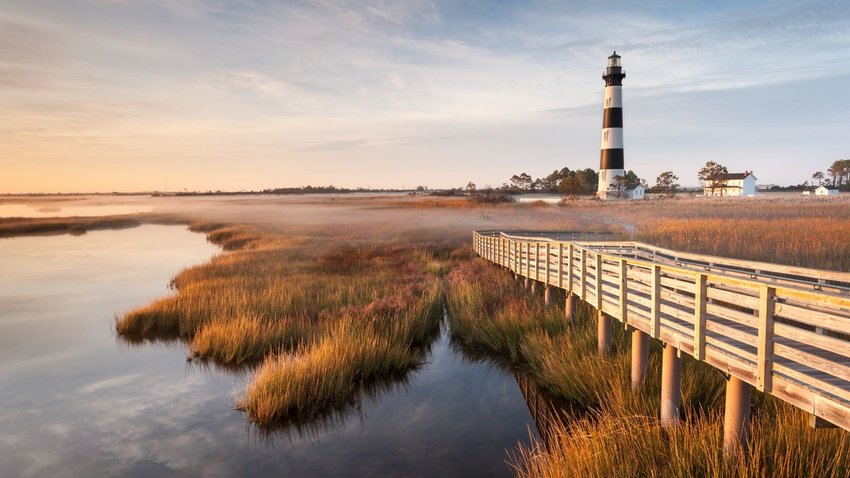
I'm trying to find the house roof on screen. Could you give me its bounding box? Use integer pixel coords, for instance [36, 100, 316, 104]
[716, 172, 755, 180]
[625, 184, 643, 190]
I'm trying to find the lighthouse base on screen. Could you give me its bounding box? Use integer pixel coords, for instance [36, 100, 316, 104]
[597, 168, 625, 199]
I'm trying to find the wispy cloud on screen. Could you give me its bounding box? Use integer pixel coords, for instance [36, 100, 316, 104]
[1, 0, 849, 192]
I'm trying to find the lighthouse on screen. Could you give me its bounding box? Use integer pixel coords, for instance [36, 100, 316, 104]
[597, 51, 626, 199]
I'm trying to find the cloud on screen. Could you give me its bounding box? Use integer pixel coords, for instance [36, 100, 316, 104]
[216, 71, 300, 98]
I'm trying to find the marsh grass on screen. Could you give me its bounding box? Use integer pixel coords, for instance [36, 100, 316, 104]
[239, 287, 441, 424]
[515, 399, 850, 478]
[639, 218, 850, 271]
[0, 215, 141, 237]
[446, 255, 849, 477]
[115, 221, 447, 427]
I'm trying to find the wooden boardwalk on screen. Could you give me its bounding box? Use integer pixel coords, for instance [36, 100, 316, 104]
[473, 230, 850, 453]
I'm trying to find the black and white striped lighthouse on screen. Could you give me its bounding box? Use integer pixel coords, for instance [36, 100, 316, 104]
[597, 51, 626, 199]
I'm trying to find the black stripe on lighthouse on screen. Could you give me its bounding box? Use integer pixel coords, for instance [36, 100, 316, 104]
[600, 148, 624, 170]
[603, 108, 623, 128]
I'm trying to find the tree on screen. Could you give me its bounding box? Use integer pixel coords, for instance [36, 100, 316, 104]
[812, 171, 825, 186]
[623, 170, 640, 184]
[510, 173, 533, 191]
[654, 171, 680, 197]
[557, 175, 583, 196]
[465, 181, 476, 193]
[538, 170, 563, 192]
[698, 161, 729, 196]
[609, 175, 628, 199]
[827, 159, 850, 189]
[574, 169, 599, 194]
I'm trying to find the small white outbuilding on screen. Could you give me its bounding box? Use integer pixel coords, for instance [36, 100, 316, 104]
[623, 183, 645, 200]
[815, 185, 839, 196]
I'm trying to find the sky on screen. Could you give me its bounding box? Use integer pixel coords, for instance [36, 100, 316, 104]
[1, 0, 849, 193]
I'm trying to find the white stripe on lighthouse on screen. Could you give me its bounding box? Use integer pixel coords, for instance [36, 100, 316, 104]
[603, 86, 622, 109]
[600, 128, 624, 149]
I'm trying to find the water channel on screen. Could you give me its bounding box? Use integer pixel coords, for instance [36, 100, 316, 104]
[0, 225, 541, 477]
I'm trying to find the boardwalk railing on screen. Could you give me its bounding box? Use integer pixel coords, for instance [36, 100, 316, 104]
[473, 230, 850, 454]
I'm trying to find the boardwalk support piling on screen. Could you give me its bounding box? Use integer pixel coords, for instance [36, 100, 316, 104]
[598, 311, 613, 354]
[723, 376, 753, 458]
[472, 230, 850, 439]
[531, 281, 539, 295]
[631, 329, 649, 391]
[661, 343, 682, 426]
[544, 286, 553, 307]
[565, 292, 576, 322]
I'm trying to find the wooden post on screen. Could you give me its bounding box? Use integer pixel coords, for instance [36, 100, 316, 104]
[723, 376, 753, 458]
[545, 242, 551, 286]
[557, 243, 564, 289]
[650, 265, 661, 338]
[535, 242, 541, 282]
[565, 292, 576, 322]
[694, 273, 707, 360]
[544, 286, 554, 307]
[598, 311, 612, 354]
[531, 280, 539, 295]
[567, 244, 574, 292]
[660, 343, 682, 427]
[619, 259, 628, 327]
[631, 329, 649, 391]
[594, 253, 603, 310]
[757, 286, 776, 392]
[580, 248, 587, 301]
[524, 277, 531, 291]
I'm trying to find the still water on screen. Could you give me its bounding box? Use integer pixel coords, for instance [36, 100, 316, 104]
[0, 203, 153, 218]
[0, 225, 538, 477]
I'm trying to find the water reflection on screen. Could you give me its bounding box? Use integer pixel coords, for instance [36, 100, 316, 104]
[0, 202, 153, 218]
[0, 226, 542, 477]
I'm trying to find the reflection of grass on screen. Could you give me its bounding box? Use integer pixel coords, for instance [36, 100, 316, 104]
[446, 255, 850, 477]
[0, 216, 142, 237]
[239, 299, 440, 425]
[245, 369, 418, 445]
[0, 212, 194, 238]
[116, 222, 446, 427]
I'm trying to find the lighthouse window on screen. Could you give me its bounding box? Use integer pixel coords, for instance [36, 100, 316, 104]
[606, 97, 611, 108]
[603, 130, 609, 141]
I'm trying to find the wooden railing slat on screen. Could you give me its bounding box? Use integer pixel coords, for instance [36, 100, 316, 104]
[472, 231, 850, 432]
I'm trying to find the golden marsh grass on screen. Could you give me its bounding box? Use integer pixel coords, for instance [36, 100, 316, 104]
[115, 221, 448, 426]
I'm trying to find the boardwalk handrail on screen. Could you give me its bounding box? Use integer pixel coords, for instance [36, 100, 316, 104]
[472, 230, 850, 435]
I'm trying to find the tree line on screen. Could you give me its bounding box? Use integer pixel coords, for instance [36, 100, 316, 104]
[812, 159, 850, 190]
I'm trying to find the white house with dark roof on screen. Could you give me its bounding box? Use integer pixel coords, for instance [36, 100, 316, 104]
[703, 171, 757, 197]
[815, 185, 839, 196]
[623, 183, 645, 199]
